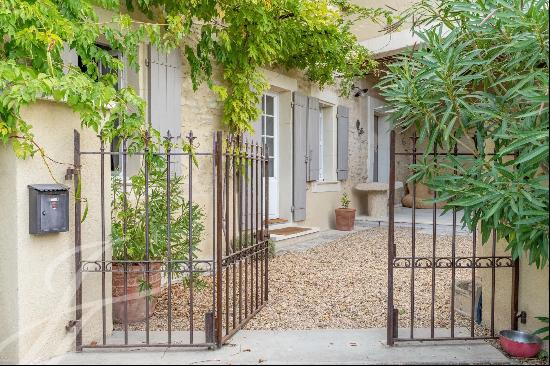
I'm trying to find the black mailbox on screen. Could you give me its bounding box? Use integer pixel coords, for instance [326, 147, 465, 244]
[28, 184, 70, 234]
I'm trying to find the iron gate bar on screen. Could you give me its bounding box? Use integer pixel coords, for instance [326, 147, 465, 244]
[187, 131, 195, 344]
[431, 144, 437, 339]
[238, 137, 243, 324]
[233, 137, 240, 328]
[511, 259, 520, 330]
[491, 230, 497, 337]
[410, 133, 417, 339]
[215, 131, 224, 347]
[100, 139, 107, 345]
[244, 141, 249, 320]
[386, 130, 396, 346]
[451, 144, 458, 338]
[471, 229, 477, 337]
[165, 134, 172, 345]
[122, 138, 129, 345]
[74, 131, 83, 352]
[144, 135, 151, 345]
[387, 129, 519, 345]
[225, 135, 230, 336]
[260, 144, 264, 304]
[264, 144, 269, 302]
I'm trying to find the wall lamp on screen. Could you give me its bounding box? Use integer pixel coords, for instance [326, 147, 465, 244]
[356, 119, 365, 136]
[353, 87, 369, 97]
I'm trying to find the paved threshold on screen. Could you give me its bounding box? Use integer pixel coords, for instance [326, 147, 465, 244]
[43, 329, 512, 365]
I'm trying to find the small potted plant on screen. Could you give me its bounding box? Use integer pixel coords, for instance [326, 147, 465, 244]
[110, 160, 205, 323]
[335, 192, 356, 231]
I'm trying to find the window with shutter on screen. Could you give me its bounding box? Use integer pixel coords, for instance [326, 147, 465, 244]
[337, 105, 349, 180]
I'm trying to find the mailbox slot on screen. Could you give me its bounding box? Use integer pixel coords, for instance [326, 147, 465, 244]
[28, 184, 69, 234]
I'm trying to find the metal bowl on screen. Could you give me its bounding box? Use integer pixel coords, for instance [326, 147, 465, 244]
[499, 330, 543, 358]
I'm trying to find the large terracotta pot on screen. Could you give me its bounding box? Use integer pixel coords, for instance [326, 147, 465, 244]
[335, 208, 356, 231]
[402, 182, 446, 209]
[112, 262, 162, 323]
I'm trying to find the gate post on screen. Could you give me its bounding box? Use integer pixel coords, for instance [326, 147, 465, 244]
[73, 130, 83, 352]
[387, 130, 396, 346]
[215, 131, 224, 347]
[511, 259, 520, 330]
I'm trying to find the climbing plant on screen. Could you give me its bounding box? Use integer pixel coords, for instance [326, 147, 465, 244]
[378, 0, 549, 267]
[0, 0, 392, 159]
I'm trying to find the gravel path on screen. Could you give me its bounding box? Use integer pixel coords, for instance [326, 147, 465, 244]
[116, 227, 481, 332]
[246, 227, 475, 330]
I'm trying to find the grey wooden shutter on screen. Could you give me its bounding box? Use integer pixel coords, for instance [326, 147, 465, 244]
[293, 92, 308, 221]
[148, 45, 182, 175]
[306, 97, 320, 181]
[60, 44, 78, 74]
[336, 105, 349, 180]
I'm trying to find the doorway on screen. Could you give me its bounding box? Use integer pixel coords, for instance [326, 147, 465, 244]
[261, 93, 279, 219]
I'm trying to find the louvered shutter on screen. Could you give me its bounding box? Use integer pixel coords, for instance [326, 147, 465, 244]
[148, 45, 182, 175]
[306, 97, 320, 181]
[336, 106, 349, 180]
[60, 44, 78, 74]
[293, 92, 308, 221]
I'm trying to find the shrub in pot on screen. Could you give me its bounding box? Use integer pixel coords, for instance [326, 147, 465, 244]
[335, 192, 356, 231]
[111, 161, 205, 323]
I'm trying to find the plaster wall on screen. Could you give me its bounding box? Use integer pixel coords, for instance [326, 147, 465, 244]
[481, 235, 549, 349]
[0, 101, 110, 364]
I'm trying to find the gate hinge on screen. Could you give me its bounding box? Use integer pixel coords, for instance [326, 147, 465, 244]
[291, 206, 295, 212]
[65, 320, 78, 332]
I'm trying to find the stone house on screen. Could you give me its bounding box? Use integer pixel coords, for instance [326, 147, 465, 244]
[0, 1, 547, 364]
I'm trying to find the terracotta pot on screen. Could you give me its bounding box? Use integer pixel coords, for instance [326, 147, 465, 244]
[112, 262, 162, 323]
[335, 208, 356, 231]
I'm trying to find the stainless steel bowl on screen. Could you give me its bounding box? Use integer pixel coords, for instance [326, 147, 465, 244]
[500, 330, 543, 345]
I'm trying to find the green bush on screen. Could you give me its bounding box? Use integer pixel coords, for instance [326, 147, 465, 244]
[111, 160, 205, 274]
[378, 0, 549, 267]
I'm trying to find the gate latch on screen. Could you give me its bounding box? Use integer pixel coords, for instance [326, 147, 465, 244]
[516, 311, 527, 324]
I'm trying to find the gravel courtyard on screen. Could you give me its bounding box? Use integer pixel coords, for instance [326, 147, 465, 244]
[117, 227, 483, 333]
[246, 227, 475, 330]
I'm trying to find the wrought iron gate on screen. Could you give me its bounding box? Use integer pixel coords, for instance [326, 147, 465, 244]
[73, 130, 268, 350]
[387, 130, 519, 345]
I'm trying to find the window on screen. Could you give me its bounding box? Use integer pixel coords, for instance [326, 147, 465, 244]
[319, 104, 336, 182]
[261, 94, 276, 178]
[78, 44, 123, 173]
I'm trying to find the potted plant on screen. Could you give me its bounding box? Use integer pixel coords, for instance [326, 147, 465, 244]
[110, 161, 205, 323]
[335, 192, 356, 231]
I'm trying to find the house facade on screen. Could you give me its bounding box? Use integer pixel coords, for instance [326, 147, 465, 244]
[1, 1, 548, 364]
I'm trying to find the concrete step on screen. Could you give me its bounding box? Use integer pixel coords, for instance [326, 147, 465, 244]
[271, 227, 321, 251]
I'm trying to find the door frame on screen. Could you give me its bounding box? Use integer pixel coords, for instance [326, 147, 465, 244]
[367, 96, 390, 183]
[262, 92, 279, 219]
